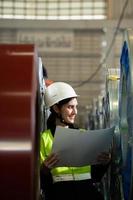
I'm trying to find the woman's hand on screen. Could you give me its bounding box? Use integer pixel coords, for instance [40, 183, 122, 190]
[44, 152, 59, 169]
[97, 151, 111, 165]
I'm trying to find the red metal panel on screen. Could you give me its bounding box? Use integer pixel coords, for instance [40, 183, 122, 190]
[0, 44, 39, 200]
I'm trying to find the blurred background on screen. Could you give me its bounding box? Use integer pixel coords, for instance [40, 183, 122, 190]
[0, 0, 132, 127]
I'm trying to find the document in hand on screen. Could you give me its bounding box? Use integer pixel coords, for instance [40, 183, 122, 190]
[52, 126, 115, 167]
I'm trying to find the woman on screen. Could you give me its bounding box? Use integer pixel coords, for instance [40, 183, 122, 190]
[40, 82, 111, 200]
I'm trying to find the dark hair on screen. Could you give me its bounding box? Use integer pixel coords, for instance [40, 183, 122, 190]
[42, 64, 48, 78]
[47, 108, 57, 136]
[47, 97, 78, 135]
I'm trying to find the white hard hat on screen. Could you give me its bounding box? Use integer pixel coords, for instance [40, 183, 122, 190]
[44, 82, 78, 107]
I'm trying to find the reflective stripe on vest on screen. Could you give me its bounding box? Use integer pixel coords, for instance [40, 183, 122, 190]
[40, 129, 91, 181]
[53, 172, 91, 183]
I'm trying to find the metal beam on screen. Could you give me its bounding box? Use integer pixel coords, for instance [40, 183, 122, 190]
[0, 19, 133, 30]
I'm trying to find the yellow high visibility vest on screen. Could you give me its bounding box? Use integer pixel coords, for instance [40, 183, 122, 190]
[40, 129, 91, 182]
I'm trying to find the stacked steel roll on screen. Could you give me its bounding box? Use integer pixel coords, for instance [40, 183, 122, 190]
[119, 30, 133, 200]
[97, 95, 104, 129]
[105, 68, 122, 200]
[0, 44, 41, 200]
[106, 68, 120, 158]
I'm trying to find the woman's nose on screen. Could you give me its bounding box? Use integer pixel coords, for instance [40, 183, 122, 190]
[73, 107, 77, 115]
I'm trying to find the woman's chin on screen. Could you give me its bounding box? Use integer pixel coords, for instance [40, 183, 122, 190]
[68, 120, 75, 124]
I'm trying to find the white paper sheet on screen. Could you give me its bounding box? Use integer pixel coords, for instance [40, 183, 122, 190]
[52, 126, 115, 167]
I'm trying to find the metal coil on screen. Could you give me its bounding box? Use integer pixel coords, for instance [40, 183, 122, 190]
[124, 29, 133, 200]
[0, 44, 40, 200]
[103, 68, 121, 200]
[107, 68, 120, 127]
[119, 29, 133, 200]
[106, 68, 121, 161]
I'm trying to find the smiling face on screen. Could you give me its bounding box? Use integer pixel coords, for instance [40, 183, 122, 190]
[54, 97, 78, 125]
[60, 98, 78, 124]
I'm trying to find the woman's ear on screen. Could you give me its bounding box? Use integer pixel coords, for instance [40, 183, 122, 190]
[52, 104, 60, 114]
